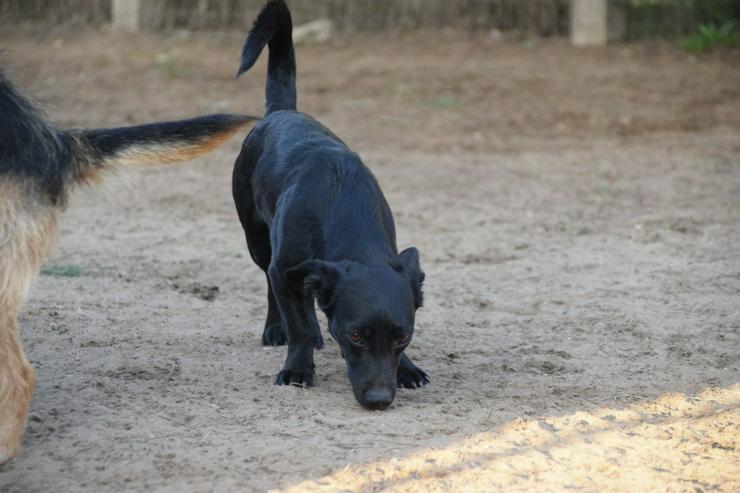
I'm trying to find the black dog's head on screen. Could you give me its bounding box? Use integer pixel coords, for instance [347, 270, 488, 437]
[287, 247, 424, 410]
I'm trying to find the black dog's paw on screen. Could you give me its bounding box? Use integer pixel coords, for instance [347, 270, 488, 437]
[275, 367, 315, 387]
[262, 324, 287, 346]
[397, 365, 430, 389]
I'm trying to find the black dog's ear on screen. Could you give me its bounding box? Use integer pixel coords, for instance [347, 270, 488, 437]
[398, 247, 425, 308]
[285, 260, 340, 309]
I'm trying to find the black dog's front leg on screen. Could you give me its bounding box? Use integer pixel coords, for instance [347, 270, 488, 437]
[262, 276, 323, 349]
[397, 353, 429, 389]
[268, 265, 317, 387]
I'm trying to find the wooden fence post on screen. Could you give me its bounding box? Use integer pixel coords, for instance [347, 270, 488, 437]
[571, 0, 626, 46]
[112, 0, 140, 31]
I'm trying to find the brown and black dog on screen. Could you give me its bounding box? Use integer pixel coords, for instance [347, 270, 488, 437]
[0, 69, 256, 463]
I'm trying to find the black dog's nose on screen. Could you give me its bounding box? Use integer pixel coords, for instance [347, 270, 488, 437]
[363, 388, 393, 410]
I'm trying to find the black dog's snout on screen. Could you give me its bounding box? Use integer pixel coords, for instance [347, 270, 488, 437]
[363, 387, 394, 410]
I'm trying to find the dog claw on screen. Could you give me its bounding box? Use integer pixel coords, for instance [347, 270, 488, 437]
[275, 368, 314, 387]
[262, 324, 288, 346]
[0, 451, 12, 467]
[397, 367, 429, 389]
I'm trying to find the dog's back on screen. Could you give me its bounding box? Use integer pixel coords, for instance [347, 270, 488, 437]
[238, 110, 385, 225]
[234, 0, 392, 241]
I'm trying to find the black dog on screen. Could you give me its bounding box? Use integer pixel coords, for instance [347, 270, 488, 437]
[232, 0, 429, 410]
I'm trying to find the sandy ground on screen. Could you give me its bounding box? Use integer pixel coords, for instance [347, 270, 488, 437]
[0, 29, 739, 492]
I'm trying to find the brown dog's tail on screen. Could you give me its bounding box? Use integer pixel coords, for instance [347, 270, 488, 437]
[67, 114, 258, 184]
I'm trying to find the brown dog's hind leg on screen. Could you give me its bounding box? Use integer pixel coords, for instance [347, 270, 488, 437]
[0, 311, 37, 465]
[0, 182, 57, 464]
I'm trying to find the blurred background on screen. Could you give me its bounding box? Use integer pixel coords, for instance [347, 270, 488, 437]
[1, 1, 738, 492]
[2, 0, 740, 42]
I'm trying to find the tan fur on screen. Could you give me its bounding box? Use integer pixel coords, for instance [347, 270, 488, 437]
[71, 121, 252, 185]
[105, 125, 244, 166]
[0, 178, 58, 463]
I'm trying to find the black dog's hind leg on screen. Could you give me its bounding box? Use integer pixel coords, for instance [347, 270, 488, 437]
[247, 227, 323, 349]
[233, 167, 288, 346]
[243, 220, 288, 346]
[397, 353, 430, 389]
[237, 217, 322, 348]
[268, 263, 319, 386]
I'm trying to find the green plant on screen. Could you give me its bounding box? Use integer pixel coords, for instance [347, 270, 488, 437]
[155, 54, 186, 79]
[427, 95, 461, 110]
[681, 20, 740, 52]
[40, 264, 84, 277]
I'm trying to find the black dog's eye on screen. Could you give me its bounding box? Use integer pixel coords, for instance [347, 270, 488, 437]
[349, 332, 363, 344]
[397, 334, 411, 345]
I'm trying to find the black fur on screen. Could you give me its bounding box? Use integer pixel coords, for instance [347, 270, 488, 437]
[237, 0, 296, 113]
[233, 0, 428, 410]
[0, 70, 74, 204]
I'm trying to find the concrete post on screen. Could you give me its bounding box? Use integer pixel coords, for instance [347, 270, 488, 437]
[571, 0, 626, 46]
[112, 0, 140, 31]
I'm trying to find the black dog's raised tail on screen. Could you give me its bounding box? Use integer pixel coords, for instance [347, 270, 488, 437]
[69, 114, 258, 183]
[237, 0, 296, 114]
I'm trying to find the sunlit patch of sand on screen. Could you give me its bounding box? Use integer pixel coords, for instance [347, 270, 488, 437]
[277, 385, 740, 492]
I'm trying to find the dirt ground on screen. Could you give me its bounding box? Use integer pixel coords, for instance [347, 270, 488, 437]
[0, 29, 739, 492]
